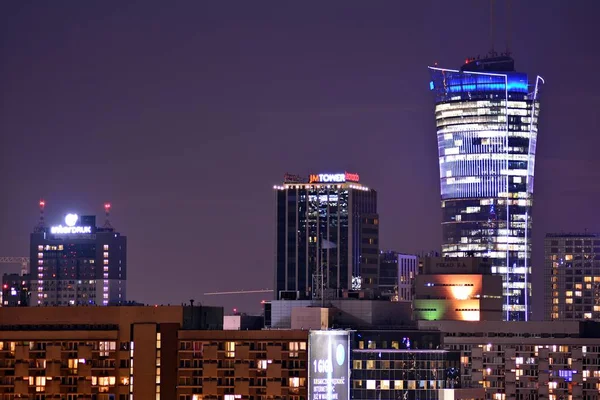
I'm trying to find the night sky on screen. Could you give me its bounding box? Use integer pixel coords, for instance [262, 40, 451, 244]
[1, 1, 599, 319]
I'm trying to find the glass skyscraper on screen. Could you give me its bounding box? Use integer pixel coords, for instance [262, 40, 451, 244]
[274, 172, 378, 300]
[428, 55, 543, 321]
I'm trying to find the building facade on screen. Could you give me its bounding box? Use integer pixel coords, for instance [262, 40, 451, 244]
[0, 305, 223, 400]
[178, 330, 308, 400]
[351, 330, 484, 400]
[378, 251, 418, 301]
[420, 320, 600, 400]
[413, 257, 503, 321]
[274, 172, 378, 300]
[544, 233, 600, 321]
[429, 55, 544, 321]
[1, 273, 30, 307]
[30, 213, 127, 306]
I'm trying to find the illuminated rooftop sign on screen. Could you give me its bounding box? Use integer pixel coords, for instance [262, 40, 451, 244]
[50, 214, 93, 234]
[309, 172, 360, 184]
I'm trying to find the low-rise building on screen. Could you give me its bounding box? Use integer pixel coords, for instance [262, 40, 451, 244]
[414, 257, 503, 321]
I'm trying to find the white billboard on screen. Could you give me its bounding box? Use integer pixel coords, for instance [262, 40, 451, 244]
[308, 330, 350, 400]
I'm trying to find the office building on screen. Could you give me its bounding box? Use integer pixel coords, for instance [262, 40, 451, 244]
[429, 55, 544, 321]
[378, 251, 418, 301]
[1, 273, 30, 306]
[0, 305, 223, 400]
[420, 319, 600, 400]
[30, 211, 126, 306]
[274, 172, 378, 300]
[544, 232, 600, 321]
[413, 257, 503, 321]
[399, 253, 418, 301]
[351, 330, 484, 400]
[378, 250, 399, 297]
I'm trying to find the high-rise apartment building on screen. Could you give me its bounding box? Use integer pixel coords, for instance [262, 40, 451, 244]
[30, 212, 126, 306]
[274, 172, 378, 300]
[429, 55, 544, 321]
[544, 233, 600, 321]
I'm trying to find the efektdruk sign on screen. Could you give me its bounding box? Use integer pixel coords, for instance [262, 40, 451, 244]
[50, 214, 93, 234]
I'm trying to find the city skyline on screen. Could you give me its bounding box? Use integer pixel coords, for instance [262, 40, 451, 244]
[1, 1, 599, 318]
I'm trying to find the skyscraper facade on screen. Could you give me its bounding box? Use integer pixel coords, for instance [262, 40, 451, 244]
[274, 172, 378, 300]
[30, 213, 127, 306]
[429, 55, 543, 321]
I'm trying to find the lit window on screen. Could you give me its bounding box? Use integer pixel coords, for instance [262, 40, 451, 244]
[104, 245, 109, 250]
[366, 380, 376, 390]
[289, 342, 300, 357]
[380, 380, 390, 390]
[515, 357, 523, 365]
[289, 377, 300, 387]
[225, 342, 235, 358]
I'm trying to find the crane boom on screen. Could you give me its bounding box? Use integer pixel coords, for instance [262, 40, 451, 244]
[204, 289, 273, 296]
[0, 257, 30, 274]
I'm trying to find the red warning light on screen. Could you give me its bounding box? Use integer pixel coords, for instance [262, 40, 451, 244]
[104, 203, 111, 210]
[39, 200, 45, 208]
[2, 284, 7, 289]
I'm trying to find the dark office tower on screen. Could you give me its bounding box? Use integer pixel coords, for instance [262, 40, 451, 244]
[274, 172, 378, 300]
[429, 55, 544, 321]
[30, 211, 126, 306]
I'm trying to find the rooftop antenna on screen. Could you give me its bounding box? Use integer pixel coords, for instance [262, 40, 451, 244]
[35, 199, 46, 232]
[103, 202, 113, 230]
[489, 0, 496, 56]
[505, 0, 512, 56]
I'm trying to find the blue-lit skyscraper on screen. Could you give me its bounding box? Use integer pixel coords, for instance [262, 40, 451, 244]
[428, 55, 543, 321]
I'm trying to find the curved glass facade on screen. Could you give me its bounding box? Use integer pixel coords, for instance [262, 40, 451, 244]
[429, 63, 543, 321]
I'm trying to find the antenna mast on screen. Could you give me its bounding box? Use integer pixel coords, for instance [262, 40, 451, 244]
[489, 0, 496, 56]
[35, 199, 46, 233]
[505, 0, 512, 55]
[103, 202, 113, 230]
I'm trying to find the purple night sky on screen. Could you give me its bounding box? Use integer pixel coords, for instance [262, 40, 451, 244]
[1, 1, 599, 318]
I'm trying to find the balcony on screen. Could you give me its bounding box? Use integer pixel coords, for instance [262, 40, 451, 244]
[234, 363, 249, 378]
[266, 346, 281, 360]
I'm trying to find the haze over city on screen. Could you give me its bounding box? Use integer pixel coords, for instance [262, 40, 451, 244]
[1, 1, 599, 317]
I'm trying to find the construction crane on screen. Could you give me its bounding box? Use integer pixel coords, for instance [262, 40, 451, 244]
[203, 289, 273, 296]
[0, 257, 30, 276]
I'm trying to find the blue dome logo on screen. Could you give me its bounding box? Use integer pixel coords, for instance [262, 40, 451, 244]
[336, 343, 345, 366]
